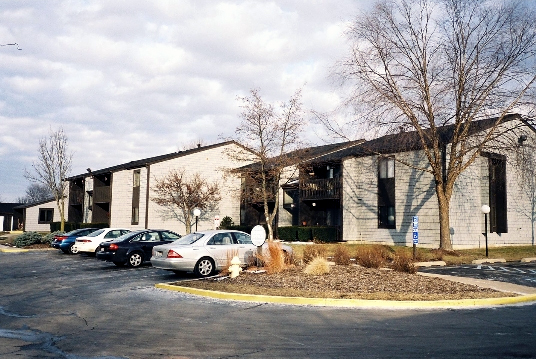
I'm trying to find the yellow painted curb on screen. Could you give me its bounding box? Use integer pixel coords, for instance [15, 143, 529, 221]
[155, 283, 536, 309]
[0, 247, 29, 253]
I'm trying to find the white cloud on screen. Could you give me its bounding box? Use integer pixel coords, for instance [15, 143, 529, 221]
[0, 0, 364, 201]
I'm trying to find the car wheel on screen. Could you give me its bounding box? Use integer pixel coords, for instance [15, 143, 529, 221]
[127, 252, 143, 267]
[113, 261, 125, 267]
[194, 257, 215, 277]
[69, 244, 79, 254]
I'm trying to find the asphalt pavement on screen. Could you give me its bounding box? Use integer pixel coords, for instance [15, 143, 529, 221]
[1, 247, 536, 358]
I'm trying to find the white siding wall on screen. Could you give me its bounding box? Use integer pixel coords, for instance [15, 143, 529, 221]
[24, 199, 64, 232]
[342, 120, 536, 248]
[106, 143, 251, 234]
[342, 151, 438, 246]
[109, 167, 148, 230]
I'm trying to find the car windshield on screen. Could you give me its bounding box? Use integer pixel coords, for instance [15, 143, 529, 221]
[173, 232, 205, 245]
[86, 229, 105, 237]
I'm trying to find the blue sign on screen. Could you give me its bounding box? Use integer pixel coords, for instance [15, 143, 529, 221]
[412, 216, 418, 224]
[413, 238, 419, 244]
[413, 231, 419, 240]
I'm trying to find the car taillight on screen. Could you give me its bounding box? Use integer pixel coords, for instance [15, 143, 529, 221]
[167, 250, 182, 258]
[109, 243, 119, 251]
[77, 239, 91, 243]
[55, 236, 67, 241]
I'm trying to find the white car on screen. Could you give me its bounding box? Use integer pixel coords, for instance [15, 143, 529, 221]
[73, 228, 131, 255]
[151, 229, 292, 277]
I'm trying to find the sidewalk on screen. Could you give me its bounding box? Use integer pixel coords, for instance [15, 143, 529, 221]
[418, 272, 536, 295]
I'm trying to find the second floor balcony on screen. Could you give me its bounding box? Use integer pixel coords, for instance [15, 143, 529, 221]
[93, 186, 111, 203]
[300, 177, 341, 200]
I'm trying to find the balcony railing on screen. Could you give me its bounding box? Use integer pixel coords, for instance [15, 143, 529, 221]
[93, 186, 111, 203]
[69, 189, 84, 206]
[300, 177, 341, 200]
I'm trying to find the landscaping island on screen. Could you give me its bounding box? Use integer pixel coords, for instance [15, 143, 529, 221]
[175, 265, 512, 301]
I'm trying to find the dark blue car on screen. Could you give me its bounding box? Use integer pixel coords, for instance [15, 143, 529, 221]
[51, 228, 98, 254]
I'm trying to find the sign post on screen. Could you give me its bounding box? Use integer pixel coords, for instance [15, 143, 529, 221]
[412, 216, 419, 260]
[251, 225, 266, 268]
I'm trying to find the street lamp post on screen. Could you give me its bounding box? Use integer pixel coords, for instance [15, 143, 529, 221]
[193, 208, 201, 232]
[481, 205, 490, 258]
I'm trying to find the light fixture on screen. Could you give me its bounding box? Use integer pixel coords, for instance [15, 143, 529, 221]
[481, 205, 490, 258]
[193, 208, 201, 232]
[312, 202, 316, 207]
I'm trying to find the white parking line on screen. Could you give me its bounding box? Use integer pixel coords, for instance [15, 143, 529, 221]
[499, 267, 511, 272]
[512, 268, 527, 273]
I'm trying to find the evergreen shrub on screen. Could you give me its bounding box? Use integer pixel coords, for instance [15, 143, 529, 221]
[13, 232, 43, 248]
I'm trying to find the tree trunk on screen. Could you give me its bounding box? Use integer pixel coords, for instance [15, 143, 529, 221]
[436, 189, 452, 250]
[185, 213, 192, 234]
[59, 198, 65, 232]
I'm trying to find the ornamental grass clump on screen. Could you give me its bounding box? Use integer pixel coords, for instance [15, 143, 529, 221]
[302, 244, 327, 264]
[392, 251, 417, 274]
[355, 245, 387, 268]
[258, 241, 287, 274]
[13, 232, 43, 248]
[333, 245, 352, 265]
[303, 257, 330, 275]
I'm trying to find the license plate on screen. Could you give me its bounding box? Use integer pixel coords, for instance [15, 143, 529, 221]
[154, 252, 162, 257]
[100, 248, 104, 252]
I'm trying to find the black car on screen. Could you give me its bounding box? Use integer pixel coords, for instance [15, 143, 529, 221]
[96, 229, 181, 267]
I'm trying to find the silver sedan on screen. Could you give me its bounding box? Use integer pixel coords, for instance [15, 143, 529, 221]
[151, 230, 291, 277]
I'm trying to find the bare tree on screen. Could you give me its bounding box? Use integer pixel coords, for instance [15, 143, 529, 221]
[336, 0, 536, 249]
[25, 128, 72, 231]
[229, 88, 305, 240]
[17, 184, 53, 204]
[513, 139, 536, 246]
[151, 169, 221, 234]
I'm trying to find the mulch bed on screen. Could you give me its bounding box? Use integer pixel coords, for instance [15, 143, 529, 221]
[175, 265, 514, 301]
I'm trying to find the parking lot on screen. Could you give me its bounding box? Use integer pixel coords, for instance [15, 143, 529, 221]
[420, 261, 536, 288]
[2, 249, 536, 358]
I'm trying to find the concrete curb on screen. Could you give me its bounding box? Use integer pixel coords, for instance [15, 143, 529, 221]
[472, 258, 506, 264]
[155, 283, 536, 309]
[414, 261, 446, 267]
[521, 257, 536, 263]
[0, 245, 56, 253]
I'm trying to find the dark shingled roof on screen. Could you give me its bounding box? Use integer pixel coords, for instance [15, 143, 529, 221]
[238, 140, 365, 171]
[66, 141, 245, 180]
[306, 114, 525, 163]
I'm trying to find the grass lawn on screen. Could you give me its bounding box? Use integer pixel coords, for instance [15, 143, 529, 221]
[288, 242, 536, 265]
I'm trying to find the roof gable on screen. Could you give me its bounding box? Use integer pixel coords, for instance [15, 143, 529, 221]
[67, 141, 247, 180]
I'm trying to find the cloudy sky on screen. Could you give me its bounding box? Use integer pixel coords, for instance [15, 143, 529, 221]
[0, 1, 370, 202]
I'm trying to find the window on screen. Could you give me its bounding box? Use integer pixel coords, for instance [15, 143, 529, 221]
[378, 157, 395, 228]
[233, 232, 252, 244]
[132, 207, 139, 225]
[160, 231, 181, 241]
[132, 170, 141, 225]
[208, 233, 235, 245]
[38, 208, 54, 224]
[488, 155, 508, 233]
